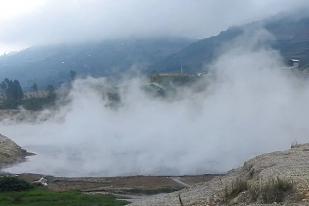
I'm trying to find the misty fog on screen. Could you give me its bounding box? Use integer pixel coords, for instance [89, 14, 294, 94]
[0, 31, 308, 177]
[1, 0, 309, 50]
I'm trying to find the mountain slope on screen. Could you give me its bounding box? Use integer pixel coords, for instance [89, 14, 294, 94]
[1, 14, 309, 87]
[153, 15, 309, 73]
[152, 27, 243, 73]
[0, 38, 192, 87]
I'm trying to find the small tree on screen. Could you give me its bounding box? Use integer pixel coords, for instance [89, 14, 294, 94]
[31, 83, 38, 93]
[46, 84, 56, 102]
[0, 78, 24, 108]
[14, 80, 24, 101]
[70, 70, 77, 81]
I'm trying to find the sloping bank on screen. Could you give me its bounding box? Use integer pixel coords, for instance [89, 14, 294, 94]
[131, 144, 309, 206]
[0, 133, 30, 169]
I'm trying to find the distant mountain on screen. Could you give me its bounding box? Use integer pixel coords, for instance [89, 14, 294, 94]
[267, 16, 309, 66]
[2, 14, 309, 88]
[153, 15, 309, 73]
[152, 28, 243, 73]
[0, 38, 192, 88]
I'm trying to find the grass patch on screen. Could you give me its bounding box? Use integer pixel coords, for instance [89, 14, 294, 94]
[223, 177, 295, 204]
[250, 177, 295, 203]
[223, 178, 248, 201]
[0, 188, 128, 206]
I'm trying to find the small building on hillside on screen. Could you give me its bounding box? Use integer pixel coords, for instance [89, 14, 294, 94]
[289, 59, 300, 69]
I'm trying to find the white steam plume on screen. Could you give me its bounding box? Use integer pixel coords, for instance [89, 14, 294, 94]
[1, 30, 309, 177]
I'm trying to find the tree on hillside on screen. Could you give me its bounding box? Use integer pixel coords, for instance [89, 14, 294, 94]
[21, 84, 57, 111]
[31, 83, 38, 93]
[0, 79, 24, 108]
[46, 85, 56, 99]
[13, 80, 24, 101]
[70, 70, 77, 81]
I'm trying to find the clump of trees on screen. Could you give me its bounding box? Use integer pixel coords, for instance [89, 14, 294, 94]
[23, 84, 56, 110]
[0, 79, 24, 108]
[0, 78, 56, 110]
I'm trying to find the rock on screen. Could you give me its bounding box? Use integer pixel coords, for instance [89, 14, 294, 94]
[0, 133, 30, 168]
[32, 177, 48, 186]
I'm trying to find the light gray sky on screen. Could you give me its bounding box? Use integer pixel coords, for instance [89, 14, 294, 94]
[0, 0, 308, 54]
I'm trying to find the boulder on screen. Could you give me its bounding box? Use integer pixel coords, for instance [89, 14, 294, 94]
[0, 133, 29, 168]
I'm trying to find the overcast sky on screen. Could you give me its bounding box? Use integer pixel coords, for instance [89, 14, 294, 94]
[0, 0, 309, 54]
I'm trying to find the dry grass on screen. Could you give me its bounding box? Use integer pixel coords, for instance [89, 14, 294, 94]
[223, 178, 248, 201]
[249, 177, 295, 203]
[223, 177, 296, 204]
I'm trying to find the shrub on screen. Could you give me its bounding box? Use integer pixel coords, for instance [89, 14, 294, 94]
[0, 177, 33, 192]
[224, 178, 248, 201]
[291, 141, 300, 148]
[249, 177, 294, 203]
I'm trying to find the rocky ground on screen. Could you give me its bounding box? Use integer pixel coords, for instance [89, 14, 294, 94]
[0, 133, 30, 168]
[130, 144, 309, 206]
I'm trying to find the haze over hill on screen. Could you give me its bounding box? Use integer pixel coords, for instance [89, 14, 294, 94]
[0, 38, 192, 88]
[1, 12, 309, 88]
[154, 14, 309, 72]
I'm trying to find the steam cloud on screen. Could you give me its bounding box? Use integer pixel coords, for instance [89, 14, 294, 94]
[1, 30, 309, 177]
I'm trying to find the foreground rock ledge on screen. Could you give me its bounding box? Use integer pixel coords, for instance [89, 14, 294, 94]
[0, 133, 29, 168]
[131, 144, 309, 206]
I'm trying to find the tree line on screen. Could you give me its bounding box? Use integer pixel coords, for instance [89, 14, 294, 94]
[0, 78, 56, 110]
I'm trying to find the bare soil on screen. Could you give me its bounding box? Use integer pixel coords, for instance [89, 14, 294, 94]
[17, 174, 218, 194]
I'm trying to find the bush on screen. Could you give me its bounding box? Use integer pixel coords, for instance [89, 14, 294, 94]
[0, 177, 33, 192]
[224, 178, 248, 201]
[249, 177, 294, 203]
[223, 177, 295, 204]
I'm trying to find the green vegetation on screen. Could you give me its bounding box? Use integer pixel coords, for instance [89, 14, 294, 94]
[0, 177, 33, 192]
[0, 78, 56, 110]
[0, 177, 127, 206]
[0, 189, 128, 206]
[21, 94, 56, 111]
[0, 79, 24, 109]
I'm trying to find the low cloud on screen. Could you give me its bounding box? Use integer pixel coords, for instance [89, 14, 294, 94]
[1, 0, 309, 48]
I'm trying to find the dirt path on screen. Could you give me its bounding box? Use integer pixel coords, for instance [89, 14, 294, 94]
[170, 177, 190, 187]
[88, 191, 149, 204]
